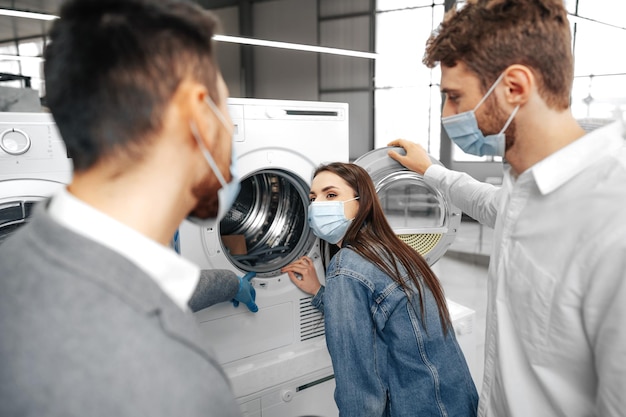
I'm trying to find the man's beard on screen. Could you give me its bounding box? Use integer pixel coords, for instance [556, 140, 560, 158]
[481, 96, 517, 153]
[188, 175, 219, 220]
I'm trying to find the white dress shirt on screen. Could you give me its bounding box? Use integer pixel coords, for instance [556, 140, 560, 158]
[48, 188, 200, 311]
[425, 120, 626, 417]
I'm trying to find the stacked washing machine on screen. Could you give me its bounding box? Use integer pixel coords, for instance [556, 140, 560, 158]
[0, 105, 477, 416]
[0, 112, 72, 244]
[178, 98, 477, 417]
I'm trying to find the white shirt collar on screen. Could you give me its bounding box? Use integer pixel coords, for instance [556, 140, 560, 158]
[531, 120, 625, 195]
[47, 188, 200, 311]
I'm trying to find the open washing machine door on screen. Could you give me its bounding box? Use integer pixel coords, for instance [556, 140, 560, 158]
[218, 168, 317, 277]
[354, 147, 461, 265]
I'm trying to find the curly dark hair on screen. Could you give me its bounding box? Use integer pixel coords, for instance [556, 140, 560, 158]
[424, 0, 573, 110]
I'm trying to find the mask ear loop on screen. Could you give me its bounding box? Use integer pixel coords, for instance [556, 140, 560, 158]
[473, 72, 507, 112]
[190, 121, 228, 188]
[345, 196, 359, 221]
[205, 96, 233, 137]
[498, 105, 520, 135]
[189, 95, 233, 188]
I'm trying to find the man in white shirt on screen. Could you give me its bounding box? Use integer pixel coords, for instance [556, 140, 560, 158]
[0, 0, 253, 416]
[388, 1, 626, 416]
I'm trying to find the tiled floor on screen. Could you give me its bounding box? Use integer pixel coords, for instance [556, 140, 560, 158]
[432, 219, 493, 391]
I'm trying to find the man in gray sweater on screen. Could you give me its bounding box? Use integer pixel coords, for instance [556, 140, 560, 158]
[0, 0, 255, 415]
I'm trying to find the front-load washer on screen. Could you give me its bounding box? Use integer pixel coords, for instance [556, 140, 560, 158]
[177, 98, 349, 417]
[0, 112, 72, 245]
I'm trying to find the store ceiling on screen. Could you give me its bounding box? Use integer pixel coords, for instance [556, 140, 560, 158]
[0, 0, 244, 46]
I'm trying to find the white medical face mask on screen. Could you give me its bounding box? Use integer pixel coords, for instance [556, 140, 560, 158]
[441, 72, 520, 157]
[186, 97, 240, 227]
[308, 197, 359, 245]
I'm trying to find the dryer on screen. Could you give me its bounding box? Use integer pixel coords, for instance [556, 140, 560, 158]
[0, 112, 72, 244]
[354, 146, 462, 266]
[178, 98, 349, 417]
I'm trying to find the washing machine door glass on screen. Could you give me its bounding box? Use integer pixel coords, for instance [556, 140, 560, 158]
[355, 147, 461, 265]
[0, 200, 36, 245]
[219, 169, 316, 276]
[0, 180, 65, 246]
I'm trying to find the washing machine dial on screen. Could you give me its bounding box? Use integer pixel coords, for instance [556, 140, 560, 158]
[0, 128, 31, 155]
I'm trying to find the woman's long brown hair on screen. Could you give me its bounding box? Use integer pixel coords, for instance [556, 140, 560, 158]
[314, 162, 451, 334]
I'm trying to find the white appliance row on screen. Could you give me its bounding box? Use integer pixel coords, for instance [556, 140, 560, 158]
[0, 101, 477, 417]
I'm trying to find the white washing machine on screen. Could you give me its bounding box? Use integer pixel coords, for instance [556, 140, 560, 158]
[179, 100, 476, 416]
[178, 98, 350, 417]
[0, 112, 72, 244]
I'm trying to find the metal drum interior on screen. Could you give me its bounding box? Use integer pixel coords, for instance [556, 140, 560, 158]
[355, 147, 461, 265]
[0, 199, 37, 245]
[0, 180, 66, 246]
[376, 171, 448, 256]
[218, 168, 316, 276]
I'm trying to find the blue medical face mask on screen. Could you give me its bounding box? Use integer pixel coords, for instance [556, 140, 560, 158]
[308, 197, 359, 245]
[441, 72, 520, 157]
[187, 97, 240, 227]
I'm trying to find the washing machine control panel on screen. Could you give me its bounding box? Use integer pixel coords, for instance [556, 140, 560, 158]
[0, 113, 72, 182]
[0, 128, 31, 155]
[0, 112, 68, 162]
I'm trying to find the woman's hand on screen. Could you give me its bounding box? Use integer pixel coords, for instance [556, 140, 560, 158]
[281, 256, 322, 296]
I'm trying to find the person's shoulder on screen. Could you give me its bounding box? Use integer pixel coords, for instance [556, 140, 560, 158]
[331, 247, 381, 278]
[334, 246, 367, 265]
[326, 248, 378, 292]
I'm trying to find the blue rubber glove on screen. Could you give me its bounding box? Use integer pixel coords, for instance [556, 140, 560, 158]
[232, 271, 258, 312]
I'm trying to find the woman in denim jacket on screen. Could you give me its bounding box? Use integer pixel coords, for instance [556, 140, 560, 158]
[282, 162, 478, 417]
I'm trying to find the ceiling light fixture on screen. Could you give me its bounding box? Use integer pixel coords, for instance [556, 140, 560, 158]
[213, 34, 378, 60]
[0, 8, 58, 21]
[0, 7, 377, 60]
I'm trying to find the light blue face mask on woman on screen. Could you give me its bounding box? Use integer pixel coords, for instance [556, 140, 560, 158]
[308, 197, 359, 245]
[441, 72, 520, 157]
[187, 97, 240, 227]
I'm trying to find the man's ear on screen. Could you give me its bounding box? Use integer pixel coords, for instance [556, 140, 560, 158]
[501, 64, 534, 107]
[173, 80, 214, 149]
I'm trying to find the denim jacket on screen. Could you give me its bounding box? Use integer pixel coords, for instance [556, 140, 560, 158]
[312, 247, 478, 417]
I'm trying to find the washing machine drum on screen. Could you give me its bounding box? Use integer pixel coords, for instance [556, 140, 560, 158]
[0, 180, 65, 246]
[355, 147, 461, 266]
[0, 200, 36, 245]
[219, 168, 316, 277]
